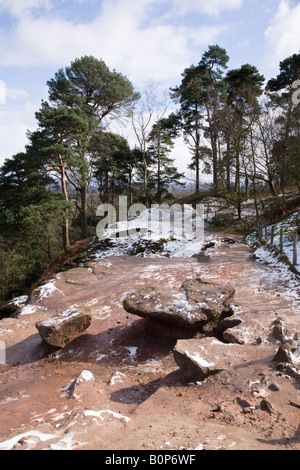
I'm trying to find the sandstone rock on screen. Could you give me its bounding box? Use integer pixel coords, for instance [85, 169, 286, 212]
[123, 278, 235, 329]
[270, 317, 293, 343]
[260, 398, 277, 415]
[35, 304, 92, 348]
[268, 383, 280, 392]
[273, 340, 300, 366]
[61, 370, 95, 398]
[173, 338, 228, 382]
[223, 327, 245, 345]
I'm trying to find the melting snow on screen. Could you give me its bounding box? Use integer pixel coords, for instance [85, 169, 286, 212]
[19, 305, 46, 316]
[92, 206, 206, 259]
[83, 409, 130, 424]
[125, 346, 138, 359]
[185, 350, 215, 368]
[0, 430, 59, 450]
[61, 370, 94, 393]
[37, 281, 64, 301]
[9, 295, 28, 308]
[110, 371, 126, 385]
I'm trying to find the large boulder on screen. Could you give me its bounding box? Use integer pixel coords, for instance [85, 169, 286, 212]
[123, 278, 235, 329]
[35, 304, 92, 348]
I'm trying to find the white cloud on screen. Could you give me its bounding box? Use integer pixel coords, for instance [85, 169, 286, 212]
[170, 0, 244, 16]
[0, 0, 226, 87]
[265, 0, 300, 71]
[0, 0, 237, 162]
[0, 0, 52, 17]
[0, 101, 39, 162]
[6, 88, 30, 100]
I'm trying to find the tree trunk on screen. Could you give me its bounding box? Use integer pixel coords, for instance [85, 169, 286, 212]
[80, 185, 88, 239]
[59, 155, 70, 251]
[245, 175, 249, 201]
[195, 153, 200, 194]
[212, 137, 218, 193]
[62, 221, 70, 252]
[226, 135, 231, 192]
[157, 146, 162, 203]
[128, 169, 133, 206]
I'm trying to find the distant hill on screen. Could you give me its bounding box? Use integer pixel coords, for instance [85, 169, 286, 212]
[169, 176, 212, 197]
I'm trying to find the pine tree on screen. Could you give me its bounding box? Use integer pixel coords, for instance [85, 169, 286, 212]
[147, 119, 184, 203]
[267, 53, 300, 208]
[170, 45, 229, 193]
[45, 56, 139, 238]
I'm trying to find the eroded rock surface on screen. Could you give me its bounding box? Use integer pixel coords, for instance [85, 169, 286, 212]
[0, 235, 300, 451]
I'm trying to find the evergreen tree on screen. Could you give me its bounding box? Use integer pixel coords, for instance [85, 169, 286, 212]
[224, 64, 265, 218]
[45, 55, 139, 238]
[28, 101, 88, 248]
[147, 119, 184, 203]
[90, 131, 135, 204]
[267, 53, 300, 208]
[0, 153, 68, 301]
[170, 45, 229, 193]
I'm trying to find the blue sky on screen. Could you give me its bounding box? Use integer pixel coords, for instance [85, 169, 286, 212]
[0, 0, 300, 171]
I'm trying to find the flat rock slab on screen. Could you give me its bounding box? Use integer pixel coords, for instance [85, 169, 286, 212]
[35, 304, 92, 348]
[123, 278, 235, 329]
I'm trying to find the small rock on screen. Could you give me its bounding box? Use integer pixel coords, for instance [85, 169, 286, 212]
[268, 383, 280, 392]
[273, 340, 300, 366]
[236, 397, 255, 410]
[223, 238, 236, 244]
[35, 304, 91, 348]
[62, 370, 94, 398]
[223, 327, 244, 345]
[173, 338, 228, 382]
[260, 398, 276, 415]
[270, 318, 286, 342]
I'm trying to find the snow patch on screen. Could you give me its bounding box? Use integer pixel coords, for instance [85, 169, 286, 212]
[37, 281, 64, 301]
[0, 430, 59, 450]
[83, 409, 130, 424]
[19, 305, 46, 316]
[185, 350, 215, 368]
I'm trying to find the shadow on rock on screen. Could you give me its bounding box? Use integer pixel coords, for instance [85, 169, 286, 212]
[110, 370, 183, 406]
[4, 333, 59, 366]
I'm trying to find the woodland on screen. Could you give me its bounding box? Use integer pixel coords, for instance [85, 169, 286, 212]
[0, 47, 299, 305]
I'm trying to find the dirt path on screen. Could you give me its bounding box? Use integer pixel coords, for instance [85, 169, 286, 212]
[0, 233, 299, 451]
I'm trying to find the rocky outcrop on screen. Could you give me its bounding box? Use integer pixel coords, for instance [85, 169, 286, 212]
[35, 304, 92, 348]
[123, 277, 235, 329]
